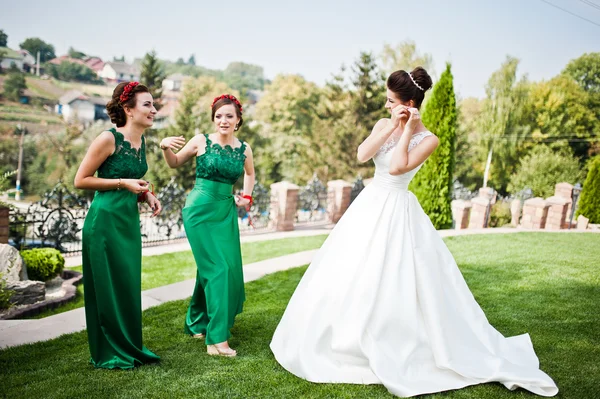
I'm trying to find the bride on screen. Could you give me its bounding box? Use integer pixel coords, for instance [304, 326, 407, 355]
[270, 67, 558, 397]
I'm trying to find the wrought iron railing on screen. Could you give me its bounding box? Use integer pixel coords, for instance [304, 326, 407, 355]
[296, 174, 328, 224]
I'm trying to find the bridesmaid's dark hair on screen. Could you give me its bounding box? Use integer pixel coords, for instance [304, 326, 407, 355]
[387, 67, 433, 109]
[106, 82, 150, 127]
[211, 95, 244, 129]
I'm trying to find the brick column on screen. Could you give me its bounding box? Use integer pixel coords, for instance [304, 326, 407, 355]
[451, 200, 471, 230]
[269, 182, 299, 231]
[510, 199, 522, 227]
[554, 182, 574, 228]
[545, 196, 569, 230]
[520, 198, 550, 229]
[0, 206, 9, 244]
[468, 197, 490, 229]
[327, 180, 352, 224]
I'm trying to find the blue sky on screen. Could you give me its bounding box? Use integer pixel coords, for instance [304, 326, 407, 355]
[2, 0, 599, 98]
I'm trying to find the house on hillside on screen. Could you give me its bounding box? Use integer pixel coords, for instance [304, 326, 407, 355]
[84, 57, 104, 75]
[56, 90, 110, 124]
[162, 73, 189, 92]
[17, 50, 36, 72]
[99, 61, 140, 83]
[0, 47, 25, 71]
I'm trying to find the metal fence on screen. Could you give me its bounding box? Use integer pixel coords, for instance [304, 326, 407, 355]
[8, 179, 273, 256]
[295, 174, 329, 225]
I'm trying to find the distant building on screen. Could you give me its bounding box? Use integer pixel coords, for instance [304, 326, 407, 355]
[99, 61, 140, 83]
[162, 73, 189, 92]
[0, 47, 25, 71]
[56, 90, 110, 124]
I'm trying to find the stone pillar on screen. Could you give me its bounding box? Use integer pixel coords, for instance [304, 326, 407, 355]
[576, 215, 589, 231]
[520, 198, 550, 229]
[554, 182, 574, 228]
[451, 200, 471, 230]
[545, 196, 569, 230]
[269, 182, 299, 231]
[510, 199, 522, 227]
[468, 197, 491, 229]
[0, 206, 9, 244]
[327, 180, 352, 224]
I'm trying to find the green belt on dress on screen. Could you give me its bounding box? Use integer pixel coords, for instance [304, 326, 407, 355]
[194, 178, 234, 196]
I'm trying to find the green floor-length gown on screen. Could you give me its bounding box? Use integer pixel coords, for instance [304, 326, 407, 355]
[183, 134, 246, 345]
[81, 128, 160, 369]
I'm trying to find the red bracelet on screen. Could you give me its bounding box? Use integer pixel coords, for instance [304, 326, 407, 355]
[242, 194, 253, 206]
[138, 183, 155, 203]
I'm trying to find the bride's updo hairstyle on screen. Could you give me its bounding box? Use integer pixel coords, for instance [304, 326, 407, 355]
[386, 67, 433, 109]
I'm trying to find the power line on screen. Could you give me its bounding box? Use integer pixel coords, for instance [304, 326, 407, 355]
[579, 0, 600, 11]
[540, 0, 600, 28]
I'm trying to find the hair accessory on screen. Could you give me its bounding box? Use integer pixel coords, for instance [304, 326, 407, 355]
[211, 94, 243, 113]
[119, 81, 140, 103]
[408, 73, 425, 91]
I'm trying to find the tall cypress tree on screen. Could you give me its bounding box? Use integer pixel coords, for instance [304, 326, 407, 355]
[577, 156, 600, 223]
[409, 63, 457, 229]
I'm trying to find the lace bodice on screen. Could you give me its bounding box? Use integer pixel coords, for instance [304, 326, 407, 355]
[97, 128, 147, 179]
[372, 131, 434, 189]
[195, 134, 247, 185]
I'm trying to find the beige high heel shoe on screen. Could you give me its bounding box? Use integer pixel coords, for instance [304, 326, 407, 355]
[207, 344, 237, 357]
[192, 333, 205, 339]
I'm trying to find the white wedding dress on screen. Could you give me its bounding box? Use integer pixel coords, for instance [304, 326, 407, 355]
[270, 131, 558, 397]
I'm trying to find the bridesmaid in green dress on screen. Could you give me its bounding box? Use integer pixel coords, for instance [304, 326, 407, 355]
[160, 94, 255, 357]
[74, 82, 162, 369]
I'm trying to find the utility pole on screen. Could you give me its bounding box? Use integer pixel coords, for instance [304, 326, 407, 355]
[15, 124, 27, 201]
[36, 51, 40, 76]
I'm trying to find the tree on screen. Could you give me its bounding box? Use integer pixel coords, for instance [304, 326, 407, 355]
[351, 52, 387, 133]
[526, 75, 598, 160]
[563, 53, 600, 93]
[140, 50, 166, 102]
[19, 37, 55, 62]
[67, 46, 86, 59]
[188, 54, 196, 66]
[381, 40, 435, 76]
[254, 74, 322, 184]
[508, 145, 584, 198]
[223, 62, 266, 94]
[476, 56, 529, 194]
[409, 63, 457, 229]
[176, 57, 185, 65]
[455, 97, 484, 191]
[3, 71, 26, 101]
[113, 55, 125, 62]
[0, 29, 7, 47]
[46, 61, 102, 84]
[577, 156, 600, 223]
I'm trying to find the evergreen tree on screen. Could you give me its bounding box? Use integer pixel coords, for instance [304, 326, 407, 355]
[577, 156, 600, 223]
[140, 50, 166, 103]
[409, 63, 457, 229]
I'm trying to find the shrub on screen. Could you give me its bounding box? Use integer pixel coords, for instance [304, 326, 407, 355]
[20, 248, 65, 282]
[577, 156, 600, 223]
[0, 272, 14, 310]
[489, 200, 512, 228]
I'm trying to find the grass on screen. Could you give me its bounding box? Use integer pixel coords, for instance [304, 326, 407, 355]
[1, 232, 598, 398]
[27, 234, 329, 319]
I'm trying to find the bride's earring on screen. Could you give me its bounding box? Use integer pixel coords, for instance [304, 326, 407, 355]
[234, 123, 239, 131]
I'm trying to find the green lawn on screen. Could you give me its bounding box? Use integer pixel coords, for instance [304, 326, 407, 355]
[28, 234, 329, 319]
[1, 232, 598, 398]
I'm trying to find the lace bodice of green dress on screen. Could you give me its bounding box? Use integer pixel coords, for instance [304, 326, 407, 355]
[196, 134, 246, 185]
[97, 128, 148, 180]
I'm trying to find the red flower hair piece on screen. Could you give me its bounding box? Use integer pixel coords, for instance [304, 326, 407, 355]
[211, 94, 243, 113]
[119, 81, 140, 104]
